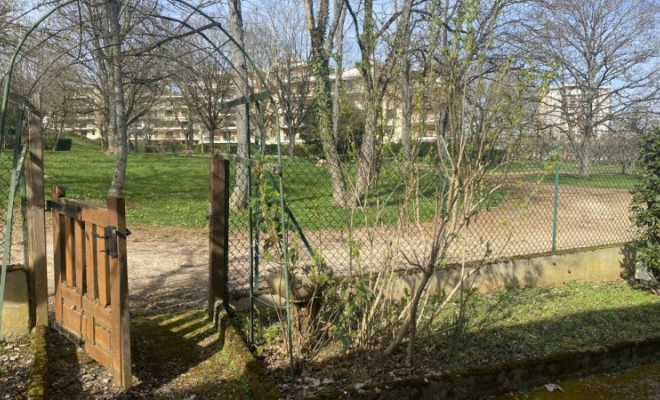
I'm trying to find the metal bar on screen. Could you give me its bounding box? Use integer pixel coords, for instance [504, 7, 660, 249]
[264, 171, 315, 259]
[217, 91, 270, 112]
[552, 142, 561, 252]
[50, 320, 84, 347]
[0, 1, 76, 137]
[253, 101, 266, 292]
[246, 102, 255, 344]
[268, 96, 295, 381]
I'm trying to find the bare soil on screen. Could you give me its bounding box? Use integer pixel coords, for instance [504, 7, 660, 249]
[0, 338, 33, 400]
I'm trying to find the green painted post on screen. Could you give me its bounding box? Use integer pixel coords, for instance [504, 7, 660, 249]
[245, 102, 255, 344]
[552, 142, 561, 252]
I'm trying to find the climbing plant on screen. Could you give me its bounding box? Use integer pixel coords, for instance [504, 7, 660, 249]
[631, 128, 660, 278]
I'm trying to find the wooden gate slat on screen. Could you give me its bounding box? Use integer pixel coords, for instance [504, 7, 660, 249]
[74, 220, 85, 292]
[96, 224, 110, 307]
[61, 285, 82, 308]
[64, 216, 74, 287]
[85, 223, 97, 301]
[51, 186, 64, 324]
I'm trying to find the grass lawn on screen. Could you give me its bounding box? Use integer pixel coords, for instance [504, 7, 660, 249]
[255, 280, 660, 398]
[525, 171, 637, 190]
[35, 136, 495, 229]
[14, 136, 629, 229]
[426, 280, 660, 370]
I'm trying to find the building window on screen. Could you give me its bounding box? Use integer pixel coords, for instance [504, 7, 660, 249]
[165, 110, 174, 117]
[166, 131, 174, 138]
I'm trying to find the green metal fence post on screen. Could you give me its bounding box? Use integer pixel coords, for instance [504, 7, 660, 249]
[245, 102, 255, 344]
[552, 142, 561, 252]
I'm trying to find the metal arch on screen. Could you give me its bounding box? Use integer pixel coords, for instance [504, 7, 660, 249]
[0, 0, 295, 379]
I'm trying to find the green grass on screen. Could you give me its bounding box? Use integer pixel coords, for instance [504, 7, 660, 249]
[427, 281, 660, 370]
[43, 142, 211, 227]
[35, 136, 631, 229]
[519, 171, 637, 190]
[38, 136, 505, 229]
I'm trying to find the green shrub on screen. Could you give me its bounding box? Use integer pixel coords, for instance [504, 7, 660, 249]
[631, 128, 660, 277]
[43, 133, 73, 151]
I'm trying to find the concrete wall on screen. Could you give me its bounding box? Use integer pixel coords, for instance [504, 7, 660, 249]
[1, 267, 30, 340]
[236, 244, 635, 311]
[391, 243, 634, 299]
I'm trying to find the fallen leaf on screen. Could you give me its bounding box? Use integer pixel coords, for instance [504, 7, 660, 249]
[545, 383, 564, 392]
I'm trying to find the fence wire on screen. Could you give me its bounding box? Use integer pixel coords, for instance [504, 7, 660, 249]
[226, 137, 636, 295]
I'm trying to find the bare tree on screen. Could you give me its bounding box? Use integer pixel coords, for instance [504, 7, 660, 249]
[227, 0, 250, 210]
[344, 0, 414, 201]
[248, 0, 314, 160]
[519, 0, 660, 177]
[379, 0, 544, 365]
[171, 33, 233, 153]
[304, 0, 349, 207]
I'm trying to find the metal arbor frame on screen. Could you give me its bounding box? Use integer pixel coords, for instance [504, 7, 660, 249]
[0, 0, 299, 380]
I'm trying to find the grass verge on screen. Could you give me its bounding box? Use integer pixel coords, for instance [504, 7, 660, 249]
[253, 280, 660, 397]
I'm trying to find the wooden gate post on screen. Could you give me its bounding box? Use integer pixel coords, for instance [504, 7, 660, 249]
[25, 95, 48, 327]
[107, 196, 132, 388]
[209, 153, 229, 320]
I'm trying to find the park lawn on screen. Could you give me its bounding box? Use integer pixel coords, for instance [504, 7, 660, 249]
[258, 280, 660, 398]
[426, 280, 660, 369]
[526, 171, 637, 190]
[43, 146, 212, 227]
[35, 137, 466, 229]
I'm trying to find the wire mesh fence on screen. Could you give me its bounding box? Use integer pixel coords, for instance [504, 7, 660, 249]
[226, 138, 637, 296]
[0, 108, 27, 269]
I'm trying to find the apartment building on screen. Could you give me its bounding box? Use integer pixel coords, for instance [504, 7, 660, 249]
[62, 65, 437, 147]
[538, 85, 612, 141]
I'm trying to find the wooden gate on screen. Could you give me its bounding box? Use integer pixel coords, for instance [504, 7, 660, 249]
[49, 185, 132, 388]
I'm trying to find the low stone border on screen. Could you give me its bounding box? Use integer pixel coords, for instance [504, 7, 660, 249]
[218, 310, 283, 400]
[27, 325, 48, 400]
[306, 335, 660, 399]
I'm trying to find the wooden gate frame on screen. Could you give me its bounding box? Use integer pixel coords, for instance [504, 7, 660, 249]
[50, 185, 131, 388]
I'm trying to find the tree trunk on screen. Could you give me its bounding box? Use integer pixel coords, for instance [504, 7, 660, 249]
[107, 0, 128, 198]
[578, 130, 592, 178]
[54, 109, 66, 151]
[400, 61, 412, 161]
[354, 103, 377, 201]
[210, 126, 215, 154]
[101, 124, 109, 151]
[399, 0, 413, 161]
[304, 0, 348, 207]
[227, 0, 250, 211]
[332, 4, 345, 162]
[186, 125, 194, 150]
[288, 125, 295, 160]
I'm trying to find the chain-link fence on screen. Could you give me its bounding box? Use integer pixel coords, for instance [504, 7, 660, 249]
[1, 108, 27, 268]
[226, 137, 636, 295]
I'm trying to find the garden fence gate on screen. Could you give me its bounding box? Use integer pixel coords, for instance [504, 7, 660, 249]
[49, 185, 132, 388]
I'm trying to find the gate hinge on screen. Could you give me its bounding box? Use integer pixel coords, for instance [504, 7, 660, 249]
[46, 200, 81, 218]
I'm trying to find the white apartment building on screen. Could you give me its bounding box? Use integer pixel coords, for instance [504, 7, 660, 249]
[538, 85, 612, 141]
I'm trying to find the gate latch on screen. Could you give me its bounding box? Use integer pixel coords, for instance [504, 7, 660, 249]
[92, 226, 132, 258]
[93, 226, 117, 258]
